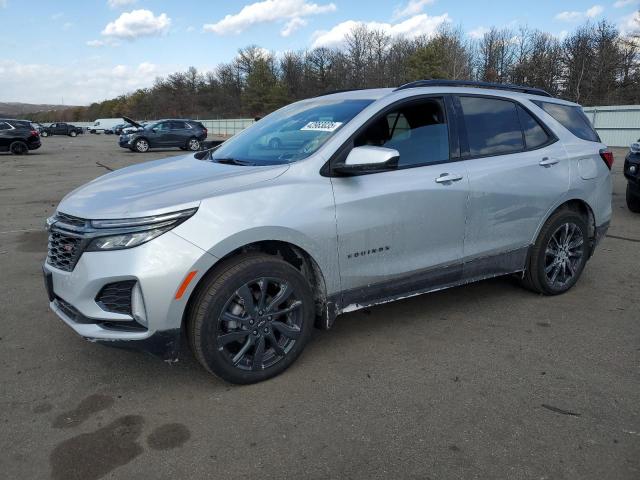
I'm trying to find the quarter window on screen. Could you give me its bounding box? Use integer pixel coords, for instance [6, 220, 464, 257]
[460, 96, 524, 156]
[517, 105, 550, 150]
[354, 98, 449, 167]
[532, 100, 600, 142]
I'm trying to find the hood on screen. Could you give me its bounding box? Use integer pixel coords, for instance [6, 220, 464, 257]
[58, 154, 289, 218]
[122, 116, 143, 128]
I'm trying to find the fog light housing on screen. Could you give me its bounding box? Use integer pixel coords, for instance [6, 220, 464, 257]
[131, 282, 148, 327]
[630, 165, 638, 175]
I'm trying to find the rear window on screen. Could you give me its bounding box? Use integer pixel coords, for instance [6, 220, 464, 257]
[532, 101, 600, 142]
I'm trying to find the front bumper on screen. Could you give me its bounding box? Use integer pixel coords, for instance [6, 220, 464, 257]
[624, 153, 640, 185]
[44, 230, 216, 359]
[118, 135, 133, 148]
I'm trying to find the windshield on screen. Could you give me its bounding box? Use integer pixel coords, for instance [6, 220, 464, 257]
[210, 98, 374, 165]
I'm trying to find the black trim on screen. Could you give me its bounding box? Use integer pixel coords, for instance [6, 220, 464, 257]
[594, 221, 610, 249]
[91, 329, 181, 361]
[454, 93, 559, 161]
[394, 80, 552, 97]
[321, 94, 460, 177]
[330, 247, 529, 314]
[340, 262, 463, 309]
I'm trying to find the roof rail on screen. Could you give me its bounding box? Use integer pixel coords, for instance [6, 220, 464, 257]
[394, 79, 552, 97]
[315, 88, 366, 97]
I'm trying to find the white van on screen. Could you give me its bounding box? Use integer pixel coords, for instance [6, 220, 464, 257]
[90, 118, 124, 133]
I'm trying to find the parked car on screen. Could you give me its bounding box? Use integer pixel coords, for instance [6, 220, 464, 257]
[43, 80, 612, 384]
[89, 118, 124, 134]
[624, 141, 640, 212]
[118, 118, 208, 152]
[0, 118, 41, 154]
[41, 122, 83, 137]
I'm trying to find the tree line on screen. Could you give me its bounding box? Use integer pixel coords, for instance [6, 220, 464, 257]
[27, 19, 640, 123]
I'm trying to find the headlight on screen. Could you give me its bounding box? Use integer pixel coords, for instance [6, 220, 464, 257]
[86, 208, 197, 251]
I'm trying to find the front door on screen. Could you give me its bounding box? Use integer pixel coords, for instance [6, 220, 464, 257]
[331, 96, 469, 305]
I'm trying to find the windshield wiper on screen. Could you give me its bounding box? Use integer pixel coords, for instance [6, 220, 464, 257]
[213, 158, 256, 166]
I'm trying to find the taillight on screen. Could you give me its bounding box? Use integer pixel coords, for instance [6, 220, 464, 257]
[30, 130, 39, 137]
[599, 149, 614, 170]
[203, 127, 208, 136]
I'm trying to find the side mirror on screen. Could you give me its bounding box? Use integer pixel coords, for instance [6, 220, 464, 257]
[332, 146, 399, 176]
[151, 128, 157, 133]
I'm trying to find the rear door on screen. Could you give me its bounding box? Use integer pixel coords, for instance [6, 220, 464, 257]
[168, 121, 189, 147]
[331, 96, 469, 302]
[457, 95, 569, 274]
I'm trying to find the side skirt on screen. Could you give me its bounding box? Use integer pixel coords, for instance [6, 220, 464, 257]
[326, 247, 529, 320]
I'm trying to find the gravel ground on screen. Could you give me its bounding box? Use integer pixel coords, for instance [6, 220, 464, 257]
[0, 135, 638, 480]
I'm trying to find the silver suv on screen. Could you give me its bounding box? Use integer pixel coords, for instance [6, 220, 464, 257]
[43, 80, 613, 384]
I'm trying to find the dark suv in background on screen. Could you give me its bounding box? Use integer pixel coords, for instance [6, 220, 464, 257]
[624, 142, 640, 212]
[119, 119, 208, 153]
[0, 119, 41, 154]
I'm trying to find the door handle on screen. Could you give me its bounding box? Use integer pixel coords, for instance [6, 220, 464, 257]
[539, 157, 559, 167]
[435, 173, 463, 184]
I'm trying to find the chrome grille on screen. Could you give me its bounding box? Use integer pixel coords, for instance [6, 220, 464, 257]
[46, 212, 89, 272]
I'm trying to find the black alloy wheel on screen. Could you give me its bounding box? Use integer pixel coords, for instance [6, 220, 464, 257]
[521, 208, 589, 295]
[187, 254, 314, 384]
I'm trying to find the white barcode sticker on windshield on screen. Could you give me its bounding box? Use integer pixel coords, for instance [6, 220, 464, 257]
[301, 121, 343, 132]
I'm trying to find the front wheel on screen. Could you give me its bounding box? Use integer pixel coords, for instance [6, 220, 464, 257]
[626, 184, 640, 213]
[521, 209, 589, 295]
[187, 254, 314, 384]
[133, 138, 149, 153]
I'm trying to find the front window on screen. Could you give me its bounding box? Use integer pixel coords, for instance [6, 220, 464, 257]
[210, 98, 374, 165]
[354, 98, 449, 167]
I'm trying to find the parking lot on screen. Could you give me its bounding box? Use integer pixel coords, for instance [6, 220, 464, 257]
[0, 134, 638, 479]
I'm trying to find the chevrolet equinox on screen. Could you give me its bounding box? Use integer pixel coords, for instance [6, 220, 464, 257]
[43, 80, 613, 384]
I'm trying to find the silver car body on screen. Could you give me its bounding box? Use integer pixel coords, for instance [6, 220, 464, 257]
[44, 86, 612, 358]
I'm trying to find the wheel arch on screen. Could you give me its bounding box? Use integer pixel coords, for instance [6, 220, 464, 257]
[533, 197, 596, 249]
[181, 239, 334, 338]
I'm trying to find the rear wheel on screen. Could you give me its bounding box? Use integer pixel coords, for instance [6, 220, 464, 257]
[41, 131, 49, 137]
[9, 141, 28, 155]
[134, 138, 149, 153]
[626, 184, 640, 213]
[187, 254, 314, 384]
[187, 137, 201, 151]
[521, 209, 589, 295]
[69, 130, 77, 137]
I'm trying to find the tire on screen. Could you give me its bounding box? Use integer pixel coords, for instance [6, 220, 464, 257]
[187, 254, 314, 384]
[521, 209, 589, 295]
[187, 137, 201, 151]
[9, 141, 28, 155]
[133, 138, 150, 153]
[626, 184, 640, 213]
[41, 131, 49, 137]
[69, 130, 77, 137]
[268, 138, 281, 149]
